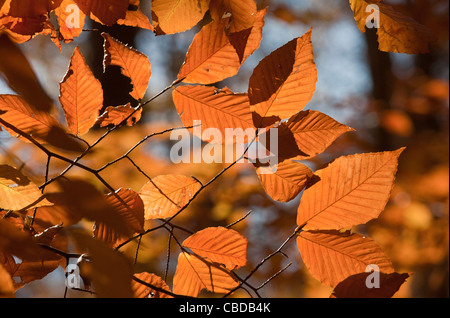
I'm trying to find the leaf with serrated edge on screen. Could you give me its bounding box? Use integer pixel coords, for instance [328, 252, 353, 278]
[297, 148, 405, 230]
[182, 227, 247, 269]
[132, 272, 173, 298]
[173, 252, 238, 297]
[139, 175, 201, 219]
[59, 46, 103, 136]
[297, 230, 394, 288]
[102, 33, 151, 101]
[349, 0, 436, 54]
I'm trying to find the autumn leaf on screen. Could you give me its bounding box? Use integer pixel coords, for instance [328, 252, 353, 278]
[132, 272, 173, 298]
[256, 159, 313, 203]
[172, 85, 254, 144]
[69, 229, 134, 298]
[59, 46, 103, 136]
[349, 0, 436, 54]
[173, 252, 238, 297]
[0, 263, 15, 298]
[73, 0, 128, 26]
[209, 0, 257, 33]
[178, 9, 265, 84]
[7, 0, 62, 17]
[93, 188, 145, 248]
[331, 272, 411, 298]
[96, 103, 142, 127]
[116, 0, 153, 30]
[297, 148, 405, 230]
[102, 33, 151, 101]
[297, 230, 395, 288]
[151, 0, 210, 35]
[182, 227, 247, 270]
[55, 0, 85, 43]
[139, 175, 201, 219]
[249, 28, 317, 128]
[0, 165, 52, 211]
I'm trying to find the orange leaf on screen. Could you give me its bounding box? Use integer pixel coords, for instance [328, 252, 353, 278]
[102, 33, 151, 101]
[277, 110, 355, 161]
[331, 272, 410, 298]
[151, 0, 210, 35]
[59, 46, 103, 136]
[256, 159, 313, 202]
[349, 0, 436, 54]
[132, 272, 173, 298]
[74, 0, 128, 26]
[0, 263, 14, 297]
[172, 85, 254, 144]
[7, 0, 62, 17]
[178, 9, 265, 84]
[0, 164, 52, 211]
[297, 148, 405, 230]
[116, 0, 153, 30]
[96, 103, 142, 127]
[249, 28, 317, 128]
[297, 230, 395, 288]
[55, 0, 85, 43]
[173, 252, 238, 297]
[210, 0, 257, 33]
[93, 188, 145, 248]
[182, 227, 247, 269]
[139, 175, 201, 219]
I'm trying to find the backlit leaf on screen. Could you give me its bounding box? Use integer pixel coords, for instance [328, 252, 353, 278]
[209, 0, 257, 33]
[172, 85, 254, 144]
[103, 33, 151, 101]
[297, 230, 395, 288]
[96, 103, 142, 127]
[297, 148, 405, 230]
[173, 252, 239, 297]
[349, 0, 436, 54]
[132, 272, 173, 298]
[178, 9, 265, 84]
[59, 46, 103, 136]
[182, 227, 247, 269]
[74, 0, 128, 26]
[249, 28, 317, 128]
[55, 0, 85, 43]
[151, 0, 210, 35]
[139, 175, 201, 219]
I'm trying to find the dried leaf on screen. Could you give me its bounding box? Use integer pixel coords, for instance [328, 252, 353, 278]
[182, 227, 247, 269]
[297, 148, 405, 230]
[59, 46, 103, 136]
[96, 103, 142, 127]
[132, 272, 173, 298]
[55, 0, 85, 43]
[209, 0, 257, 33]
[74, 0, 128, 26]
[297, 230, 395, 288]
[139, 175, 201, 219]
[0, 263, 15, 298]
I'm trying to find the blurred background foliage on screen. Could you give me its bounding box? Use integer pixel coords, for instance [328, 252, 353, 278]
[0, 0, 448, 298]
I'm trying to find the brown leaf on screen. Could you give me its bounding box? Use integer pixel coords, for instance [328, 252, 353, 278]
[96, 103, 142, 127]
[297, 230, 395, 288]
[59, 46, 103, 136]
[139, 175, 201, 219]
[132, 272, 173, 298]
[173, 252, 238, 297]
[331, 272, 411, 298]
[172, 85, 254, 144]
[74, 0, 128, 26]
[151, 0, 210, 35]
[349, 0, 436, 54]
[7, 0, 62, 17]
[178, 9, 265, 84]
[55, 0, 85, 43]
[182, 227, 247, 270]
[0, 34, 53, 112]
[116, 0, 153, 30]
[0, 263, 15, 298]
[297, 148, 405, 230]
[249, 28, 317, 128]
[103, 33, 151, 101]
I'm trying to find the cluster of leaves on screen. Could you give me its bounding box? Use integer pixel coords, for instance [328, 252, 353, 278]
[1, 0, 437, 298]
